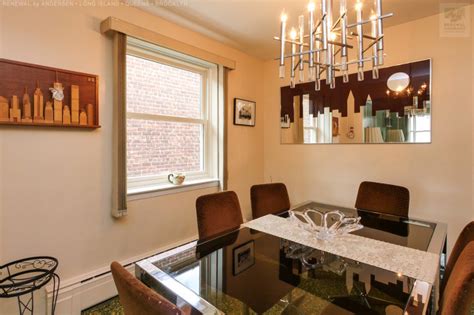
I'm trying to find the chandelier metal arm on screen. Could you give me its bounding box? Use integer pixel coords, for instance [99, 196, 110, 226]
[346, 13, 393, 29]
[350, 32, 377, 41]
[363, 36, 384, 54]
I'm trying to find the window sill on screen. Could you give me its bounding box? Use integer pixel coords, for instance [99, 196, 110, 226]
[127, 178, 220, 201]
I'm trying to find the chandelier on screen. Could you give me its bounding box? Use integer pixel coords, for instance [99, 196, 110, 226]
[275, 0, 393, 90]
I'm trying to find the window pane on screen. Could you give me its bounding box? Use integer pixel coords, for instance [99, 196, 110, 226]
[415, 115, 431, 131]
[127, 119, 203, 178]
[415, 131, 431, 143]
[126, 54, 202, 119]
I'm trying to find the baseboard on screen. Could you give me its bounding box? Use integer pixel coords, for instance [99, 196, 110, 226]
[43, 235, 198, 315]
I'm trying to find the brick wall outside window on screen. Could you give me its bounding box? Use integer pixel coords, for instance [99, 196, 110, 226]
[126, 55, 203, 178]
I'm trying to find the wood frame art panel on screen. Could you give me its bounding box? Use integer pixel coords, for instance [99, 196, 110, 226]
[0, 58, 100, 129]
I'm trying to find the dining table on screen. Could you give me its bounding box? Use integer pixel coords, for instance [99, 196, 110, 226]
[136, 201, 447, 315]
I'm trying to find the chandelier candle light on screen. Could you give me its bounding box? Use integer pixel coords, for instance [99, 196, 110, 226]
[276, 0, 393, 90]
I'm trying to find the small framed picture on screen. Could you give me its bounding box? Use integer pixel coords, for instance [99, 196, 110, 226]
[234, 98, 256, 127]
[233, 240, 255, 275]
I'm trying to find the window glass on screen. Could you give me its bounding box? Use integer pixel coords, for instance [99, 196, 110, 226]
[126, 54, 202, 119]
[127, 119, 203, 178]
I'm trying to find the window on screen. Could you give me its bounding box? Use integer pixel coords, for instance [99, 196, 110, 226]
[302, 95, 317, 143]
[408, 114, 431, 143]
[126, 38, 220, 194]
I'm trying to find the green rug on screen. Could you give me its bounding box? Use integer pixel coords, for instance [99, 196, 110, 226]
[81, 296, 124, 315]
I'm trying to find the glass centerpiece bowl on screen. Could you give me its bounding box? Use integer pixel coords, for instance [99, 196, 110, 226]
[288, 208, 363, 240]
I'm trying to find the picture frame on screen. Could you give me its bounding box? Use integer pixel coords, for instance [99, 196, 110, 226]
[232, 240, 255, 275]
[234, 98, 256, 126]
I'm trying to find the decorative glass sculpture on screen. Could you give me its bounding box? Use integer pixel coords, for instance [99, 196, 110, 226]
[288, 208, 363, 240]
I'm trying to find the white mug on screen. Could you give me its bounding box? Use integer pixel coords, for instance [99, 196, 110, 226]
[168, 173, 185, 185]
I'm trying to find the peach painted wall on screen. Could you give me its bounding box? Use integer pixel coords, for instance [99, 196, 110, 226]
[263, 8, 473, 253]
[0, 4, 264, 284]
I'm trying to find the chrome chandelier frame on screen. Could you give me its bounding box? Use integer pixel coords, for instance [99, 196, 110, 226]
[275, 0, 393, 90]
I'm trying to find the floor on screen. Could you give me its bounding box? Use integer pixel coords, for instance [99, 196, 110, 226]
[81, 296, 124, 315]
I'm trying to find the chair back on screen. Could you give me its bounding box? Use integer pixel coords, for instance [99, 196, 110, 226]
[251, 183, 290, 219]
[355, 181, 409, 217]
[196, 191, 243, 240]
[439, 242, 474, 315]
[110, 261, 182, 315]
[442, 221, 474, 294]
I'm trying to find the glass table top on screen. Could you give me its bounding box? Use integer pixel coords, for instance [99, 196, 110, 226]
[138, 201, 443, 315]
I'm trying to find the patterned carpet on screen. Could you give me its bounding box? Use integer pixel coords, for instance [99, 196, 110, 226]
[81, 296, 124, 315]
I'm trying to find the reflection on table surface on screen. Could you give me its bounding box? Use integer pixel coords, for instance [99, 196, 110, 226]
[141, 222, 430, 315]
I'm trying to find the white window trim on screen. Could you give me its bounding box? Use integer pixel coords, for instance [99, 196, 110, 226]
[125, 37, 222, 197]
[128, 178, 220, 200]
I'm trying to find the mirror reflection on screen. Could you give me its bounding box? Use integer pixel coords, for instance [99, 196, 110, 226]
[387, 72, 411, 92]
[281, 60, 431, 144]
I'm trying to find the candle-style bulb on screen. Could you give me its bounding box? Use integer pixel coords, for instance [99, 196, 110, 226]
[307, 1, 315, 12]
[290, 28, 297, 40]
[343, 71, 349, 83]
[358, 68, 364, 81]
[355, 1, 363, 11]
[281, 13, 288, 22]
[279, 66, 285, 79]
[372, 67, 379, 79]
[315, 79, 321, 91]
[329, 32, 337, 41]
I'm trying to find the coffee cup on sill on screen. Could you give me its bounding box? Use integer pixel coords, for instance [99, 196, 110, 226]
[168, 173, 185, 185]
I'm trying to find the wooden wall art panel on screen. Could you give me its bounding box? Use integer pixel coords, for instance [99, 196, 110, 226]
[0, 59, 100, 129]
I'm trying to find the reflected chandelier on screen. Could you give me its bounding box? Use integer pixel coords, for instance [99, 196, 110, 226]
[275, 0, 393, 90]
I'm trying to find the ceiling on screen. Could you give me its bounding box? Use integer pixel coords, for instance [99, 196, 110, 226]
[135, 0, 471, 60]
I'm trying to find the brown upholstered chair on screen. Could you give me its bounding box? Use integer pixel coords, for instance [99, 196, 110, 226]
[110, 261, 183, 315]
[439, 242, 474, 315]
[196, 191, 243, 240]
[250, 183, 291, 219]
[441, 221, 474, 294]
[355, 181, 410, 217]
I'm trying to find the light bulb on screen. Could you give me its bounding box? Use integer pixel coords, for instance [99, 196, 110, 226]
[307, 1, 315, 12]
[355, 1, 363, 11]
[329, 32, 337, 41]
[290, 28, 297, 40]
[370, 14, 377, 21]
[281, 13, 288, 22]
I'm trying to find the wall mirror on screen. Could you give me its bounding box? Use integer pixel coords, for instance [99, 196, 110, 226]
[280, 59, 431, 144]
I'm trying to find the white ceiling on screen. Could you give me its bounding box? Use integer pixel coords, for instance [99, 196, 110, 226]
[135, 0, 471, 60]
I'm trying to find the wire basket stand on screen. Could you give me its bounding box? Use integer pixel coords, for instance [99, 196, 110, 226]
[0, 256, 60, 315]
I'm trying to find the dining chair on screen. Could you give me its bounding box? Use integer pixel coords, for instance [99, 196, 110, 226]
[438, 242, 474, 315]
[441, 221, 474, 294]
[355, 181, 410, 217]
[196, 191, 244, 240]
[110, 261, 183, 315]
[250, 183, 290, 219]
